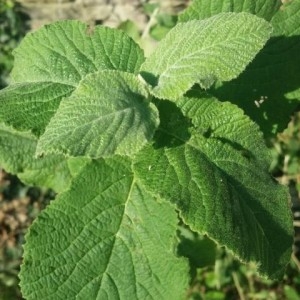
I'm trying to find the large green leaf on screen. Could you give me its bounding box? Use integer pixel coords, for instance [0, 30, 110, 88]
[179, 0, 300, 136]
[212, 0, 300, 136]
[0, 122, 89, 192]
[37, 71, 159, 158]
[133, 94, 293, 279]
[179, 0, 281, 22]
[0, 20, 144, 135]
[140, 13, 272, 99]
[20, 157, 189, 300]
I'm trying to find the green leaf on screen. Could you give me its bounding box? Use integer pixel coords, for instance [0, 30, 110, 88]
[133, 94, 293, 279]
[212, 0, 300, 136]
[20, 157, 189, 300]
[37, 71, 159, 158]
[177, 1, 300, 136]
[0, 82, 74, 135]
[179, 0, 281, 22]
[140, 13, 272, 99]
[0, 20, 144, 135]
[11, 20, 144, 84]
[0, 122, 89, 192]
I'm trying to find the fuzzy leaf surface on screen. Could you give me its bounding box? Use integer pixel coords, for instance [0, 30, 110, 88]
[0, 20, 144, 135]
[11, 20, 144, 83]
[212, 0, 300, 136]
[179, 0, 281, 22]
[20, 157, 189, 300]
[180, 0, 300, 136]
[133, 94, 293, 279]
[0, 82, 74, 136]
[140, 13, 272, 99]
[0, 123, 89, 192]
[37, 71, 159, 158]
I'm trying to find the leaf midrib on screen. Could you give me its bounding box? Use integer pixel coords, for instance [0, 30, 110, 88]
[97, 176, 138, 299]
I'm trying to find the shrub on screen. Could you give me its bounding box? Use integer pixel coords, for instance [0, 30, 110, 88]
[0, 0, 300, 299]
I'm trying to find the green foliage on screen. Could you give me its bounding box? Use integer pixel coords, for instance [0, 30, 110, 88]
[0, 0, 299, 298]
[36, 71, 159, 158]
[0, 0, 29, 88]
[187, 248, 300, 300]
[20, 158, 189, 299]
[0, 20, 144, 136]
[178, 0, 282, 22]
[133, 94, 292, 279]
[271, 111, 300, 194]
[140, 13, 272, 99]
[142, 2, 178, 41]
[179, 0, 300, 137]
[149, 13, 177, 41]
[0, 123, 90, 193]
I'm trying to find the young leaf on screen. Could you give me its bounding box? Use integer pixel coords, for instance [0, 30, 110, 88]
[179, 0, 281, 22]
[140, 13, 272, 99]
[20, 157, 189, 300]
[133, 95, 293, 279]
[0, 122, 89, 192]
[0, 20, 144, 135]
[36, 71, 159, 158]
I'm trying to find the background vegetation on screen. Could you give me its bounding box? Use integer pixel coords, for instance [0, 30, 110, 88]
[0, 1, 299, 299]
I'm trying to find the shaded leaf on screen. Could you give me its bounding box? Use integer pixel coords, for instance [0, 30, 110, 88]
[0, 122, 89, 192]
[133, 95, 293, 279]
[212, 0, 300, 136]
[178, 226, 216, 268]
[181, 0, 300, 136]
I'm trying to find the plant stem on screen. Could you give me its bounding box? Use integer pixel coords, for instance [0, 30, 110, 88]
[141, 7, 159, 39]
[232, 271, 246, 300]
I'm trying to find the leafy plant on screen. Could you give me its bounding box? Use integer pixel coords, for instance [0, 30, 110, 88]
[142, 2, 178, 41]
[0, 0, 29, 88]
[0, 0, 299, 299]
[271, 111, 300, 195]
